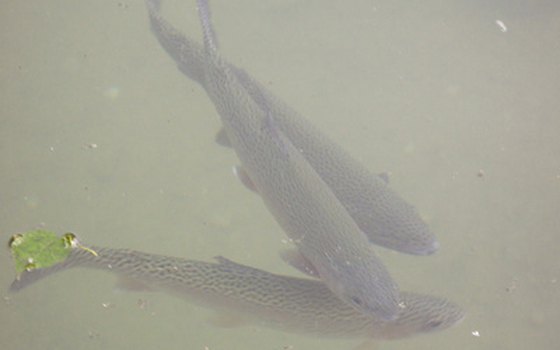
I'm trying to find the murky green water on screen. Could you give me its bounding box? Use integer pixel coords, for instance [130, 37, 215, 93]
[1, 1, 558, 349]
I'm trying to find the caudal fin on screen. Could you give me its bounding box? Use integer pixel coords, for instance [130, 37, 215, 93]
[8, 248, 91, 293]
[196, 0, 219, 53]
[9, 260, 71, 292]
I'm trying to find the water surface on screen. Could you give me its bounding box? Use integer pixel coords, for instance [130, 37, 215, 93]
[1, 1, 559, 349]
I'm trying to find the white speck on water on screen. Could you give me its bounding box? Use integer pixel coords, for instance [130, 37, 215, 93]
[472, 330, 481, 337]
[496, 20, 507, 32]
[104, 86, 121, 100]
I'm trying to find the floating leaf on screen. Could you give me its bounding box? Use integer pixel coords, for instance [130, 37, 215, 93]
[9, 230, 97, 276]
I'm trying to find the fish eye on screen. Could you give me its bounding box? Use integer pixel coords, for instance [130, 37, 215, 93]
[426, 320, 443, 329]
[350, 296, 363, 306]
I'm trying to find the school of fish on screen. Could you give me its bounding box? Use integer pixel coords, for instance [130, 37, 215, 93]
[8, 0, 464, 342]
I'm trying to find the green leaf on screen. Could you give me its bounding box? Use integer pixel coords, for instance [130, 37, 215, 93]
[8, 230, 95, 276]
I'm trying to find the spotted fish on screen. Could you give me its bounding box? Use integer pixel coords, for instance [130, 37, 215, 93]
[10, 245, 464, 339]
[169, 0, 402, 319]
[146, 0, 438, 256]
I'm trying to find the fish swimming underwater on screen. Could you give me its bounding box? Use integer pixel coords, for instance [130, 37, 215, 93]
[10, 245, 464, 339]
[160, 0, 401, 320]
[145, 0, 438, 256]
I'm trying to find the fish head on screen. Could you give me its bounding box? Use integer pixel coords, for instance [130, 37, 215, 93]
[372, 198, 440, 256]
[371, 292, 466, 339]
[322, 258, 400, 321]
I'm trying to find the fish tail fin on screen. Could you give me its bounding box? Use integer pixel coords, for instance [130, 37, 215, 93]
[9, 259, 73, 293]
[146, 0, 161, 12]
[196, 0, 219, 53]
[145, 0, 207, 84]
[8, 247, 96, 293]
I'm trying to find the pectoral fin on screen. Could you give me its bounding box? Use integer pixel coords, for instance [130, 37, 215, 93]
[215, 127, 231, 147]
[233, 165, 258, 193]
[280, 249, 320, 278]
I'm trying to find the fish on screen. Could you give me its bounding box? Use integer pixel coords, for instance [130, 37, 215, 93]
[145, 0, 438, 256]
[9, 245, 465, 339]
[175, 0, 400, 320]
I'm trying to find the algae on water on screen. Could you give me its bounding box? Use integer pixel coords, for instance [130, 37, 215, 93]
[9, 229, 97, 277]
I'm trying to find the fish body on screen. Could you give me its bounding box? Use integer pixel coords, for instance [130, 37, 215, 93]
[10, 246, 464, 339]
[146, 0, 438, 256]
[191, 0, 399, 319]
